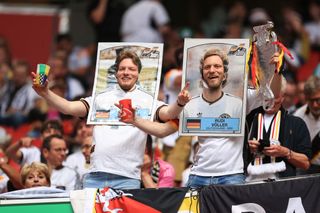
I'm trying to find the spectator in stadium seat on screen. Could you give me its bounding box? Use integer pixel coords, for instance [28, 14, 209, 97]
[20, 162, 51, 188]
[42, 134, 77, 191]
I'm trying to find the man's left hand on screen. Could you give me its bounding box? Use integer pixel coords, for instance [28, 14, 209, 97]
[177, 81, 191, 106]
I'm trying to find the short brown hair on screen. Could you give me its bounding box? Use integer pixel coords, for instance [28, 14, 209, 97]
[115, 49, 142, 73]
[20, 162, 51, 186]
[41, 120, 63, 135]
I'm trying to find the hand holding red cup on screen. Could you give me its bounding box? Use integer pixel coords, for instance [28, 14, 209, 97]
[119, 99, 135, 122]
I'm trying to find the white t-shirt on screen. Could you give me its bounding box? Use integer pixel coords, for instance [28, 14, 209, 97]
[184, 93, 243, 118]
[20, 146, 41, 166]
[294, 104, 320, 141]
[120, 0, 169, 42]
[64, 151, 89, 182]
[85, 85, 163, 180]
[51, 166, 77, 191]
[92, 85, 154, 122]
[189, 89, 261, 177]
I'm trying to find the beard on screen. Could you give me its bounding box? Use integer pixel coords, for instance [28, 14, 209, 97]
[311, 108, 320, 117]
[202, 78, 222, 92]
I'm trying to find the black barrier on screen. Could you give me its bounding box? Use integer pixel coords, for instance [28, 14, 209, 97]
[200, 174, 320, 213]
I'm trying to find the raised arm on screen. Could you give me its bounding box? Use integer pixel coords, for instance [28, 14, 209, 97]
[158, 82, 191, 122]
[32, 72, 87, 117]
[132, 119, 178, 138]
[0, 152, 24, 189]
[5, 137, 33, 164]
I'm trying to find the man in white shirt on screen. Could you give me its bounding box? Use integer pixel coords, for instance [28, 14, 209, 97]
[32, 49, 188, 189]
[184, 48, 245, 187]
[64, 136, 92, 188]
[123, 48, 282, 188]
[294, 76, 320, 141]
[294, 75, 320, 172]
[42, 134, 77, 191]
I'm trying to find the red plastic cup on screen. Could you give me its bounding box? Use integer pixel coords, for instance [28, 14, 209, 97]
[119, 99, 133, 120]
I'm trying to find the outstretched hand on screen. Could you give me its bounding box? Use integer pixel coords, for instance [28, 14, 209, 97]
[177, 81, 191, 106]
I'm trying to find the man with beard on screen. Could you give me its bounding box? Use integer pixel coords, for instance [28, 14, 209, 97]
[184, 49, 244, 187]
[123, 48, 282, 187]
[184, 49, 242, 119]
[184, 48, 282, 187]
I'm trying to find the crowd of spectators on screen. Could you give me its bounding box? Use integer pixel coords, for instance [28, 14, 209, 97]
[0, 0, 319, 193]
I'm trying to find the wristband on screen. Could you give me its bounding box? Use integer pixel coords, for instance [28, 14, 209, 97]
[176, 100, 185, 107]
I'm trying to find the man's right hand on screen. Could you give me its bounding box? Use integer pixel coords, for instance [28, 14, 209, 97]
[248, 139, 260, 154]
[31, 71, 49, 97]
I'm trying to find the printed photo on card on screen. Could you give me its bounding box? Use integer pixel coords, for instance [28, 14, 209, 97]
[87, 43, 163, 125]
[179, 38, 249, 136]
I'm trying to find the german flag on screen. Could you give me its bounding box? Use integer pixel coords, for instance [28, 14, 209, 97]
[186, 119, 201, 129]
[95, 110, 110, 119]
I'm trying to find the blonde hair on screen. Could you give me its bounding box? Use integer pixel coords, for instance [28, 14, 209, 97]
[20, 162, 51, 186]
[199, 48, 229, 87]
